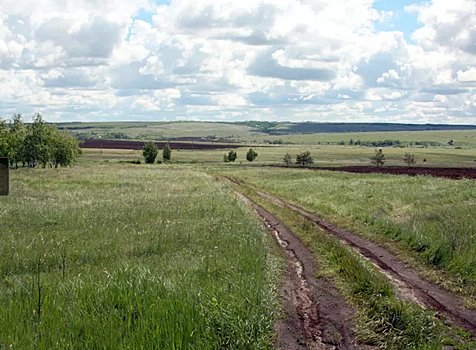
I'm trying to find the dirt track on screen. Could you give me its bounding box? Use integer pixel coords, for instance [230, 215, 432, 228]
[80, 139, 241, 150]
[233, 188, 357, 349]
[273, 165, 476, 180]
[243, 184, 476, 336]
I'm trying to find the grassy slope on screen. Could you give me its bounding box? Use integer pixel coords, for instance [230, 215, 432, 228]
[245, 130, 476, 147]
[0, 165, 281, 349]
[60, 122, 261, 140]
[58, 121, 476, 146]
[216, 167, 476, 305]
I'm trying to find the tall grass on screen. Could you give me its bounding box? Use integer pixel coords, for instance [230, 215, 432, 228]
[233, 183, 474, 350]
[219, 168, 476, 299]
[0, 166, 281, 349]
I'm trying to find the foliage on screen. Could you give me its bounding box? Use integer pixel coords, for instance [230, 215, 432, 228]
[163, 143, 172, 161]
[246, 148, 258, 162]
[295, 151, 313, 167]
[223, 153, 229, 163]
[283, 153, 292, 167]
[370, 149, 385, 167]
[142, 142, 158, 164]
[0, 113, 80, 168]
[403, 153, 416, 167]
[226, 150, 237, 162]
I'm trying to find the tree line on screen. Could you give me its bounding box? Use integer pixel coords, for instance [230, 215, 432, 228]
[0, 114, 81, 168]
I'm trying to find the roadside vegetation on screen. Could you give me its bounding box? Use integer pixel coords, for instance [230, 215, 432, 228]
[0, 166, 281, 349]
[219, 177, 475, 350]
[217, 167, 476, 306]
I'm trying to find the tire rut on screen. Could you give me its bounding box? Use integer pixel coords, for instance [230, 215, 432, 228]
[233, 191, 358, 350]
[243, 184, 476, 336]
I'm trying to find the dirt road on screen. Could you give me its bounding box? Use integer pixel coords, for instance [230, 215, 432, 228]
[245, 183, 476, 335]
[234, 191, 357, 349]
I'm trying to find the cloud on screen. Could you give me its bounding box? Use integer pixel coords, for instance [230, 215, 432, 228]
[0, 0, 475, 124]
[458, 67, 476, 82]
[247, 49, 336, 81]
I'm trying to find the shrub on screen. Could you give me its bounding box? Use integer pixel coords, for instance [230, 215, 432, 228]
[142, 142, 158, 164]
[403, 153, 416, 167]
[163, 144, 172, 161]
[227, 150, 237, 162]
[246, 148, 258, 162]
[296, 151, 313, 167]
[283, 153, 292, 167]
[370, 149, 385, 167]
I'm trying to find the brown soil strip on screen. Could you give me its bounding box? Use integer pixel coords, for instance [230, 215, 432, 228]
[266, 165, 476, 180]
[80, 139, 241, 150]
[247, 186, 476, 335]
[234, 191, 357, 349]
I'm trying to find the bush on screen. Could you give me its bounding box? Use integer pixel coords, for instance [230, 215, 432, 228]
[370, 149, 385, 167]
[163, 144, 172, 161]
[296, 151, 313, 167]
[403, 153, 416, 167]
[226, 150, 237, 162]
[246, 148, 258, 162]
[142, 142, 158, 164]
[283, 153, 292, 167]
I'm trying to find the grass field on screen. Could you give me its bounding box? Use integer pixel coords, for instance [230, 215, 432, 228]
[58, 121, 476, 147]
[216, 167, 476, 305]
[60, 122, 262, 141]
[0, 165, 282, 349]
[79, 145, 476, 168]
[246, 130, 476, 147]
[225, 180, 474, 349]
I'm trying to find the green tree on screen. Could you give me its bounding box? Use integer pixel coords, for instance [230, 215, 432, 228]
[246, 148, 258, 162]
[370, 149, 385, 167]
[403, 153, 416, 167]
[142, 142, 158, 164]
[283, 153, 292, 167]
[296, 151, 313, 167]
[0, 119, 10, 159]
[223, 153, 229, 162]
[227, 150, 237, 162]
[8, 114, 26, 168]
[163, 144, 171, 161]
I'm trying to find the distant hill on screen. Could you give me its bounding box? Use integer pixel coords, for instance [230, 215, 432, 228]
[269, 123, 476, 134]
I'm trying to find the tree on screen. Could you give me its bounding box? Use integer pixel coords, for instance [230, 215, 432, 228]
[2, 113, 80, 169]
[8, 114, 26, 168]
[223, 153, 229, 162]
[0, 119, 10, 159]
[403, 153, 416, 167]
[163, 144, 171, 161]
[227, 150, 237, 162]
[296, 151, 313, 167]
[142, 142, 158, 164]
[370, 149, 385, 167]
[283, 153, 292, 167]
[246, 148, 258, 162]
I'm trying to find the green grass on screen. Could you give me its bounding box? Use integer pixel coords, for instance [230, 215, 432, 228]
[57, 121, 476, 147]
[60, 121, 261, 141]
[79, 145, 476, 168]
[0, 165, 282, 349]
[244, 129, 476, 147]
[221, 178, 475, 350]
[216, 167, 476, 305]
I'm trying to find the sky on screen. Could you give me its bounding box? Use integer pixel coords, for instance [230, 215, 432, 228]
[1, 0, 476, 124]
